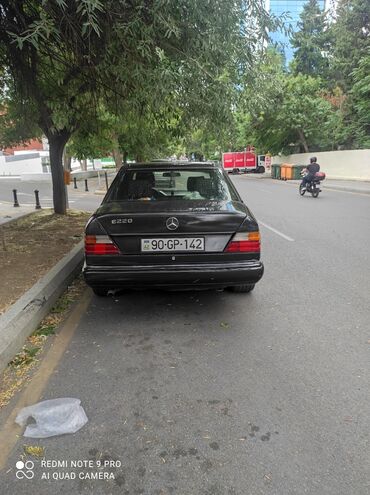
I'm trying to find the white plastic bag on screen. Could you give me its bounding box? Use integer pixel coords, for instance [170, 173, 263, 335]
[15, 398, 88, 438]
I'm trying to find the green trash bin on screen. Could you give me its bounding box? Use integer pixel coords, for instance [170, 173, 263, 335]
[292, 165, 306, 180]
[271, 164, 281, 179]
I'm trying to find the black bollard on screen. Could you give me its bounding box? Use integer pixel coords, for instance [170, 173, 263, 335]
[73, 177, 77, 189]
[13, 189, 19, 207]
[105, 171, 109, 191]
[85, 179, 89, 192]
[34, 190, 41, 209]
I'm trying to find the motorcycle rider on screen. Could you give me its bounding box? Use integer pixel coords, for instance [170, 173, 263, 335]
[301, 157, 320, 191]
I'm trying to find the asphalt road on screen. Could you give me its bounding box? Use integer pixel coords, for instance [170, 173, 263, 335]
[1, 176, 369, 495]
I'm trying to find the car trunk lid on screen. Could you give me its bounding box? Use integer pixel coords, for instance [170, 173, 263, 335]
[93, 200, 248, 255]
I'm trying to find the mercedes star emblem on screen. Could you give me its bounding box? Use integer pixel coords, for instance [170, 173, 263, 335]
[166, 217, 179, 231]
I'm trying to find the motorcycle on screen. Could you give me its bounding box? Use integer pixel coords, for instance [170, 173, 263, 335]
[299, 170, 326, 198]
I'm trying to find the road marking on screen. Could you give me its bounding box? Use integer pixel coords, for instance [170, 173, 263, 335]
[259, 221, 295, 242]
[0, 289, 92, 471]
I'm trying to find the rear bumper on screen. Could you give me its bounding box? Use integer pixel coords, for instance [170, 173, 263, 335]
[83, 260, 264, 290]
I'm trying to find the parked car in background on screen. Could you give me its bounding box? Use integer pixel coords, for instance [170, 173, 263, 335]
[83, 162, 264, 295]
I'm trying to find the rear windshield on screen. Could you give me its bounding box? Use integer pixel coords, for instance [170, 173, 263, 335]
[106, 168, 238, 202]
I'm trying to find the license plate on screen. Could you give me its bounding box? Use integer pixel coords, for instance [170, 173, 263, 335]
[141, 237, 204, 252]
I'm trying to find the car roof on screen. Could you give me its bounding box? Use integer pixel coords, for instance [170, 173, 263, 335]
[123, 161, 217, 169]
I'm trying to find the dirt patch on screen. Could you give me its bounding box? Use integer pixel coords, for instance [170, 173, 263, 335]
[0, 210, 90, 315]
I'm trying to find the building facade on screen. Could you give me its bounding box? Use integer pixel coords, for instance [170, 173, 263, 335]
[266, 0, 328, 63]
[2, 139, 44, 156]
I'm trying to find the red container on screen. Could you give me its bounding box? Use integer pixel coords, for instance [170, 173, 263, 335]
[222, 151, 257, 173]
[315, 172, 326, 180]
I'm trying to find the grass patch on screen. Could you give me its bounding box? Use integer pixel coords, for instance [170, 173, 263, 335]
[0, 277, 86, 409]
[51, 292, 74, 314]
[10, 347, 40, 368]
[33, 325, 56, 337]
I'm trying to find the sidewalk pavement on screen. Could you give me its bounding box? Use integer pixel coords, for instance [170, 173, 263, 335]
[241, 173, 370, 195]
[0, 203, 36, 226]
[70, 173, 113, 195]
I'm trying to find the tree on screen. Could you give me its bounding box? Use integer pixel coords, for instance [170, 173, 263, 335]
[241, 72, 334, 155]
[0, 1, 110, 213]
[67, 107, 126, 168]
[290, 0, 330, 78]
[0, 1, 272, 214]
[278, 75, 334, 153]
[330, 0, 370, 91]
[351, 50, 370, 147]
[321, 0, 370, 149]
[233, 49, 287, 154]
[69, 102, 186, 166]
[0, 73, 41, 148]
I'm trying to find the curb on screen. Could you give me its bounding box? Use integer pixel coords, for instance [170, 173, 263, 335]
[238, 173, 272, 180]
[0, 241, 84, 374]
[322, 185, 370, 195]
[0, 208, 37, 227]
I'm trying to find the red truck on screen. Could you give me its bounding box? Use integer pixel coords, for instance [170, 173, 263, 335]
[222, 148, 266, 174]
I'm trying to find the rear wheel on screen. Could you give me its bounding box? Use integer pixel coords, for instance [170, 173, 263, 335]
[312, 188, 320, 198]
[228, 284, 255, 293]
[92, 287, 109, 297]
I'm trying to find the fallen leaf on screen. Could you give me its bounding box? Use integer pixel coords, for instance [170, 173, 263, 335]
[23, 445, 45, 457]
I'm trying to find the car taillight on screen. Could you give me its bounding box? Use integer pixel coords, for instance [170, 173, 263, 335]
[225, 231, 260, 253]
[85, 235, 120, 255]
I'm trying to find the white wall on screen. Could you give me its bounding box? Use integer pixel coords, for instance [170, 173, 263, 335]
[0, 153, 44, 175]
[13, 150, 41, 156]
[272, 149, 370, 181]
[21, 173, 52, 182]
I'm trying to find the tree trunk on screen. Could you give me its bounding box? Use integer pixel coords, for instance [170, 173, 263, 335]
[297, 129, 309, 153]
[80, 159, 87, 171]
[123, 150, 128, 165]
[48, 132, 70, 214]
[112, 147, 123, 171]
[63, 148, 72, 171]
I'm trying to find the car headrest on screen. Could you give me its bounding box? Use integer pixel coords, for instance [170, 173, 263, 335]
[197, 178, 214, 198]
[187, 176, 205, 192]
[135, 171, 155, 184]
[128, 180, 153, 199]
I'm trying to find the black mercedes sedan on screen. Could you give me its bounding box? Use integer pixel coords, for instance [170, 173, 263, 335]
[83, 162, 264, 296]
